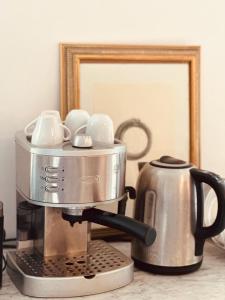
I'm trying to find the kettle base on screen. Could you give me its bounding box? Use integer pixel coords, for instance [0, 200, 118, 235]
[133, 258, 202, 275]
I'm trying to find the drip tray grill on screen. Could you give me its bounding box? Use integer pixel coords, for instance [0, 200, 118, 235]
[12, 240, 130, 277]
[7, 240, 133, 297]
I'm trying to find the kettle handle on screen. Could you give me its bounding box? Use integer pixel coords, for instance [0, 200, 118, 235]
[190, 168, 225, 255]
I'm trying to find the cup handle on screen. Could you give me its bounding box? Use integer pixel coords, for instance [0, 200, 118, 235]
[24, 118, 38, 137]
[74, 124, 87, 135]
[60, 124, 71, 141]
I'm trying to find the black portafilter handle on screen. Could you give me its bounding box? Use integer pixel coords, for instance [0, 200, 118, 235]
[62, 208, 156, 246]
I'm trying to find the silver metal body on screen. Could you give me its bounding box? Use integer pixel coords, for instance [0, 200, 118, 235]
[7, 131, 133, 297]
[15, 131, 126, 208]
[132, 161, 202, 267]
[7, 240, 133, 298]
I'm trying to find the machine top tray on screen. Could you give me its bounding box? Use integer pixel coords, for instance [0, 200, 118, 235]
[15, 131, 126, 157]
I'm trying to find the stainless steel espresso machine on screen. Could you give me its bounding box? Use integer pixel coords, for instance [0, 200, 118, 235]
[7, 131, 156, 298]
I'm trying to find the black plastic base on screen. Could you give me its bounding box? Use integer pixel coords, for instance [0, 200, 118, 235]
[133, 257, 202, 275]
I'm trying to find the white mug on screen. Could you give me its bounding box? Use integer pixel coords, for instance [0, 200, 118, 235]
[76, 113, 114, 145]
[64, 109, 90, 136]
[25, 111, 71, 146]
[24, 110, 62, 137]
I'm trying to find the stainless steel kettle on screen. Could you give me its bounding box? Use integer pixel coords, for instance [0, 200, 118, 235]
[131, 156, 225, 274]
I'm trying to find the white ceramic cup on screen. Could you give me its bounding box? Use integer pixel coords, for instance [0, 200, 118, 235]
[64, 109, 90, 136]
[24, 110, 62, 137]
[24, 112, 71, 146]
[76, 113, 114, 145]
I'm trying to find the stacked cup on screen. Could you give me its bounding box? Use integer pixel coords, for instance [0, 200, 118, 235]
[24, 110, 71, 147]
[65, 110, 114, 145]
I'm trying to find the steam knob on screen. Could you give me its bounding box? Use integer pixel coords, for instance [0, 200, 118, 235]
[72, 134, 93, 148]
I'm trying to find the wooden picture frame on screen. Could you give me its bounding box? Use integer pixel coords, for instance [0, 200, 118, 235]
[60, 44, 200, 239]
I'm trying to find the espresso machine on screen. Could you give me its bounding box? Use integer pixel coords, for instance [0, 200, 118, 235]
[7, 131, 155, 298]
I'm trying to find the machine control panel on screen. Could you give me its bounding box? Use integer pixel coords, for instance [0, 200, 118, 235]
[39, 164, 65, 195]
[26, 151, 125, 204]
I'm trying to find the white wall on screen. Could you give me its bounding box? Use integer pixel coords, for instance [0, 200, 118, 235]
[1, 0, 225, 237]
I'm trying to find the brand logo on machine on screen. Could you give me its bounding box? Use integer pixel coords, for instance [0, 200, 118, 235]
[80, 175, 101, 184]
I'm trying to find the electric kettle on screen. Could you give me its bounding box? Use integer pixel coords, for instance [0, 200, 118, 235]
[131, 156, 225, 274]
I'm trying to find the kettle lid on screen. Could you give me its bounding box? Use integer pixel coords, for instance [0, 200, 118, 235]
[150, 156, 192, 169]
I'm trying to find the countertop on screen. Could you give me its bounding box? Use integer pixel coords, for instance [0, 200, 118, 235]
[1, 241, 225, 300]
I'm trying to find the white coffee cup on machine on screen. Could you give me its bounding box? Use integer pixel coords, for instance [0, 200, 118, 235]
[64, 109, 90, 136]
[75, 113, 114, 145]
[24, 110, 71, 147]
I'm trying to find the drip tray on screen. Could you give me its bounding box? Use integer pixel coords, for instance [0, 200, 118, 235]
[7, 240, 133, 297]
[11, 240, 130, 277]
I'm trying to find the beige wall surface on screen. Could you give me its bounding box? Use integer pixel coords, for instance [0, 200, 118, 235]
[0, 0, 225, 237]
